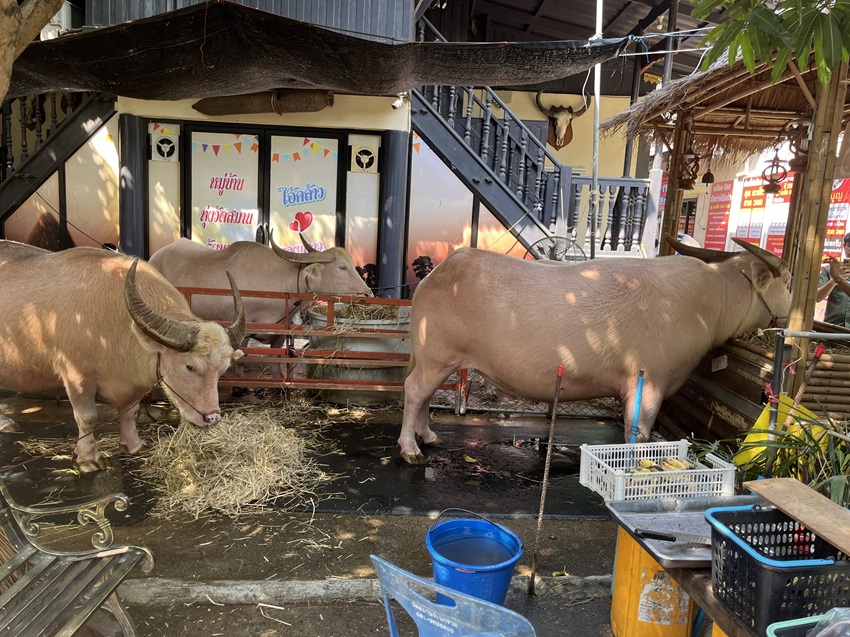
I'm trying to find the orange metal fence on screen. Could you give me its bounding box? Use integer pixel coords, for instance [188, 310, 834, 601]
[177, 287, 459, 401]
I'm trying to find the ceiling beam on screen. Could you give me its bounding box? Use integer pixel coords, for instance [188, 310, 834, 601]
[525, 0, 557, 33]
[655, 123, 781, 138]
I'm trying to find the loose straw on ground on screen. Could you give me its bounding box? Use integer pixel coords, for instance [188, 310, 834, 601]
[528, 365, 564, 596]
[140, 400, 339, 519]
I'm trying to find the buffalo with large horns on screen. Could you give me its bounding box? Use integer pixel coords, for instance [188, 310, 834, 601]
[149, 232, 372, 341]
[0, 241, 246, 472]
[398, 235, 791, 464]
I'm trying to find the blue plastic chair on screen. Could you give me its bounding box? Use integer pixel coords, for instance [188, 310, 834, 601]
[370, 555, 536, 637]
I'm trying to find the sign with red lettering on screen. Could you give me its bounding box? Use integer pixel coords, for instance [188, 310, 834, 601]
[824, 178, 850, 259]
[704, 180, 733, 250]
[737, 177, 765, 245]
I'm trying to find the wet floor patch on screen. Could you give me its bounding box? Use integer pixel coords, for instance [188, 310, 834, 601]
[288, 416, 622, 519]
[0, 394, 622, 522]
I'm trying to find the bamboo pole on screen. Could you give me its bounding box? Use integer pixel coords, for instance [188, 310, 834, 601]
[658, 111, 686, 256]
[787, 61, 849, 397]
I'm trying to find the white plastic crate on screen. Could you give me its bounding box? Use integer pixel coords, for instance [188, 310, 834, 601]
[579, 440, 735, 501]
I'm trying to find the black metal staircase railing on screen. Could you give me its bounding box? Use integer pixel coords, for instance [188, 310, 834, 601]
[0, 92, 115, 229]
[415, 17, 651, 257]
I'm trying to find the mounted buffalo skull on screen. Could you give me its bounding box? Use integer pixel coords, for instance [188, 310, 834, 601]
[535, 89, 591, 150]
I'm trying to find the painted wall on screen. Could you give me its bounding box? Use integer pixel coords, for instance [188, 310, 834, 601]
[119, 95, 409, 132]
[4, 89, 638, 289]
[4, 116, 119, 249]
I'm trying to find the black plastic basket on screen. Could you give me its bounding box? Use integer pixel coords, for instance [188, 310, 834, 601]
[706, 505, 850, 637]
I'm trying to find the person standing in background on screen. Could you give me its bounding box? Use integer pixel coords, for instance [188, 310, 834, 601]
[817, 232, 850, 327]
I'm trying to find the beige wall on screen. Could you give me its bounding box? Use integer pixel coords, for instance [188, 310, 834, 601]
[5, 116, 119, 249]
[493, 90, 635, 177]
[118, 95, 409, 131]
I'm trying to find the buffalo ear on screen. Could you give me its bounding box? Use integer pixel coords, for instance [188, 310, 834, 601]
[751, 260, 775, 289]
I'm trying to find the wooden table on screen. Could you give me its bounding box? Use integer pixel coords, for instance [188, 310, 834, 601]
[665, 567, 758, 637]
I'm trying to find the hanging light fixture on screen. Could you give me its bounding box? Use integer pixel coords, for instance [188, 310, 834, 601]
[701, 154, 715, 184]
[787, 119, 810, 171]
[762, 147, 788, 195]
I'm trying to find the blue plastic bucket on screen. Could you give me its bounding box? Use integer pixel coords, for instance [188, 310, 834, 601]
[426, 508, 523, 606]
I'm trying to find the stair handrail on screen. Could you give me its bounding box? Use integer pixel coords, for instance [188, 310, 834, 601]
[418, 17, 563, 177]
[410, 87, 551, 239]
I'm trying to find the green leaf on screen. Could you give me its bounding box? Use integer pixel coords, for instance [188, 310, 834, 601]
[793, 9, 820, 56]
[816, 13, 843, 70]
[748, 26, 766, 60]
[770, 49, 791, 84]
[797, 40, 812, 71]
[750, 4, 790, 40]
[739, 33, 756, 71]
[691, 0, 727, 20]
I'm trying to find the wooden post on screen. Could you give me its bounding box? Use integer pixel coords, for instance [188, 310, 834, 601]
[658, 111, 686, 256]
[786, 61, 848, 397]
[782, 169, 807, 269]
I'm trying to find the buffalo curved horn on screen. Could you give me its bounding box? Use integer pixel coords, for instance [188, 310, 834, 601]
[730, 237, 786, 277]
[223, 270, 246, 349]
[571, 87, 591, 118]
[269, 230, 335, 263]
[535, 90, 555, 118]
[535, 88, 591, 118]
[300, 233, 319, 253]
[124, 260, 199, 352]
[663, 234, 735, 263]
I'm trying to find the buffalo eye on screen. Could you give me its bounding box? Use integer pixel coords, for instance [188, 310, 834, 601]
[186, 364, 195, 372]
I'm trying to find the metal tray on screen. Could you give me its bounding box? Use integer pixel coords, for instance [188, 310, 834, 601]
[606, 495, 763, 568]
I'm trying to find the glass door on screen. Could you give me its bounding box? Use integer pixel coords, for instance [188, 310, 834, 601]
[189, 131, 261, 249]
[267, 135, 340, 251]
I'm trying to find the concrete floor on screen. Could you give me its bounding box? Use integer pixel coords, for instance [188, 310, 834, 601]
[0, 390, 638, 636]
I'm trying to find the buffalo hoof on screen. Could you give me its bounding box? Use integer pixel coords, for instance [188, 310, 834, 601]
[0, 413, 20, 433]
[422, 434, 445, 448]
[76, 456, 108, 473]
[400, 450, 428, 465]
[121, 439, 147, 455]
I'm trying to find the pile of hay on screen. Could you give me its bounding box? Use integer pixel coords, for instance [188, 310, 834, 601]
[310, 301, 409, 324]
[140, 401, 339, 519]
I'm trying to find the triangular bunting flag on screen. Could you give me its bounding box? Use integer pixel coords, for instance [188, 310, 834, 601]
[234, 142, 242, 153]
[153, 123, 161, 132]
[323, 149, 330, 157]
[250, 143, 259, 153]
[303, 137, 310, 145]
[202, 144, 208, 153]
[212, 145, 220, 156]
[413, 142, 421, 153]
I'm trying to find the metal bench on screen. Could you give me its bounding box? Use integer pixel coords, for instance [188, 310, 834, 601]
[0, 478, 153, 636]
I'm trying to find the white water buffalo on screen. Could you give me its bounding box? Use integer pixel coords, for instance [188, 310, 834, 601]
[398, 236, 791, 464]
[150, 233, 372, 327]
[0, 241, 246, 472]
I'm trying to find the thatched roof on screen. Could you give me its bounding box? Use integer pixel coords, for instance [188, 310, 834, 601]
[602, 56, 824, 159]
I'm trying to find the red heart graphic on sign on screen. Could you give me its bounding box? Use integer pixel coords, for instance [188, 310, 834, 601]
[289, 211, 313, 233]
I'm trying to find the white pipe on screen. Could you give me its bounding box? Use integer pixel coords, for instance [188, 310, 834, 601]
[590, 0, 603, 259]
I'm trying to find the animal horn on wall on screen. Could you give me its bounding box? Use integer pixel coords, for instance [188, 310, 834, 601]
[124, 260, 199, 352]
[223, 270, 246, 349]
[730, 237, 787, 276]
[570, 87, 592, 118]
[269, 230, 335, 264]
[300, 234, 319, 253]
[535, 90, 555, 118]
[663, 234, 736, 263]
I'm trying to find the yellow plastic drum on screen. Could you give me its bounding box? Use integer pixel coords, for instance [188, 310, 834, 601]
[611, 527, 696, 637]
